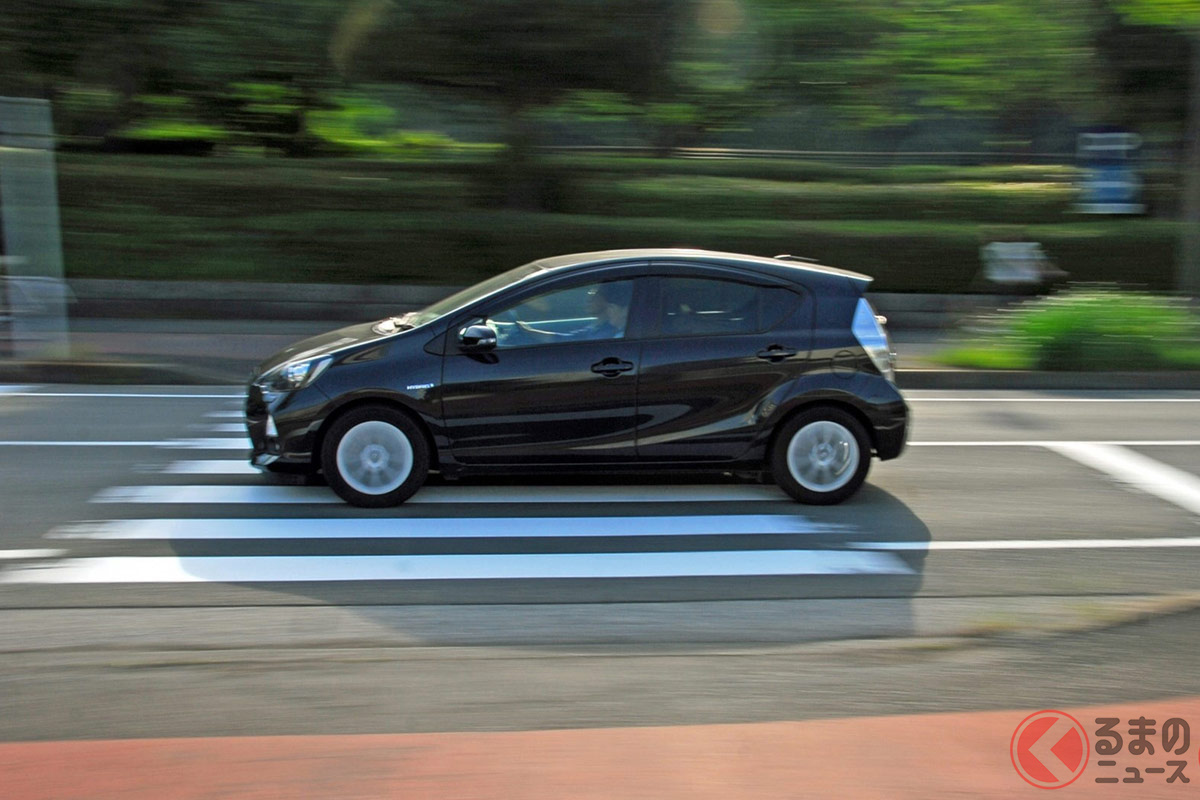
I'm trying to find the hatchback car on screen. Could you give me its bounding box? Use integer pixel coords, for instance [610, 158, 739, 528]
[246, 249, 907, 507]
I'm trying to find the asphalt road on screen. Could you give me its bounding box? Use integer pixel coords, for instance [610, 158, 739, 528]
[0, 385, 1198, 742]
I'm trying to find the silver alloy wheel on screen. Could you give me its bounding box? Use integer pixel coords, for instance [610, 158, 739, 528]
[334, 420, 414, 495]
[785, 420, 860, 493]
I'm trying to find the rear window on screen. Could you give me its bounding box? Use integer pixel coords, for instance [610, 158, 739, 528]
[657, 277, 801, 337]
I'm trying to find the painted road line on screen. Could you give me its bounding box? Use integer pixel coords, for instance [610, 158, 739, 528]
[853, 537, 1200, 551]
[0, 549, 66, 560]
[161, 460, 259, 475]
[0, 392, 241, 399]
[204, 410, 245, 419]
[0, 438, 250, 449]
[908, 440, 1200, 447]
[50, 514, 849, 541]
[165, 438, 251, 450]
[90, 484, 791, 504]
[1046, 442, 1200, 516]
[199, 423, 248, 433]
[0, 384, 37, 394]
[0, 550, 911, 584]
[0, 441, 169, 447]
[908, 397, 1200, 402]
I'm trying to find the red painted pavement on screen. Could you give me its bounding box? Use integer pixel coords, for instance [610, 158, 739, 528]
[3, 698, 1199, 799]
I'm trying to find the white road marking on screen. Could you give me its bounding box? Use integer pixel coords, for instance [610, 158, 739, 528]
[0, 438, 251, 448]
[909, 397, 1200, 403]
[165, 438, 251, 450]
[0, 549, 65, 560]
[1046, 442, 1200, 516]
[90, 484, 791, 504]
[201, 423, 247, 433]
[0, 385, 37, 394]
[50, 514, 848, 541]
[0, 441, 169, 447]
[908, 440, 1200, 447]
[0, 550, 911, 584]
[205, 410, 245, 419]
[854, 537, 1200, 551]
[0, 392, 240, 399]
[162, 460, 259, 475]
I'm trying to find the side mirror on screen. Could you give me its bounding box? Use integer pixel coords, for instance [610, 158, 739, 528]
[458, 323, 497, 352]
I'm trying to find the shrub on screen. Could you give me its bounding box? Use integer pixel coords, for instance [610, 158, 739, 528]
[943, 287, 1200, 371]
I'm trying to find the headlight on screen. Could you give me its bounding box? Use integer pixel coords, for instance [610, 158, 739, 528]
[256, 356, 332, 393]
[852, 298, 896, 383]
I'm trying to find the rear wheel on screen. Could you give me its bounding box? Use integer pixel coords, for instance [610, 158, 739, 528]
[321, 406, 430, 507]
[771, 408, 870, 504]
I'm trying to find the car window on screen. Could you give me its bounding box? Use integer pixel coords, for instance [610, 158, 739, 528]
[485, 279, 635, 349]
[658, 277, 800, 337]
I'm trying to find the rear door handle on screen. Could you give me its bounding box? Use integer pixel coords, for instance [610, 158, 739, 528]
[591, 357, 634, 377]
[756, 345, 797, 361]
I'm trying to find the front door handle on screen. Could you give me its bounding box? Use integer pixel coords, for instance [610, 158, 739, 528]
[756, 345, 797, 361]
[591, 357, 634, 377]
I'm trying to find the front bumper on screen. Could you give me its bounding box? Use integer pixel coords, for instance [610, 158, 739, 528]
[245, 383, 326, 471]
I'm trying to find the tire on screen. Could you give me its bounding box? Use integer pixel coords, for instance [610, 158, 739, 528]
[770, 407, 871, 505]
[321, 405, 430, 507]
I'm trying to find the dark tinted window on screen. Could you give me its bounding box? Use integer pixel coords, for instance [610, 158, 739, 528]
[485, 279, 634, 349]
[658, 278, 800, 337]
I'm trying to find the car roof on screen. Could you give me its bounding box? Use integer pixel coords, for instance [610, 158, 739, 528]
[532, 248, 872, 290]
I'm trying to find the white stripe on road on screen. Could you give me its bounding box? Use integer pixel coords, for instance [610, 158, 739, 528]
[0, 549, 66, 560]
[1046, 442, 1200, 516]
[91, 484, 791, 504]
[0, 392, 240, 399]
[205, 411, 245, 419]
[0, 385, 37, 394]
[0, 550, 911, 584]
[51, 514, 846, 541]
[0, 439, 250, 448]
[909, 397, 1200, 403]
[854, 537, 1200, 551]
[162, 460, 260, 475]
[908, 440, 1200, 447]
[167, 438, 252, 450]
[200, 423, 248, 433]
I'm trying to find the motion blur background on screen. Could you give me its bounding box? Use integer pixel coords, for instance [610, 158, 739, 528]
[0, 0, 1197, 300]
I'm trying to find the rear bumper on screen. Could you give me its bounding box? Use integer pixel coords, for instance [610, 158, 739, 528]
[874, 416, 907, 460]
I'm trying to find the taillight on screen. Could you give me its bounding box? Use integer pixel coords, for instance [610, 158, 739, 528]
[852, 298, 896, 382]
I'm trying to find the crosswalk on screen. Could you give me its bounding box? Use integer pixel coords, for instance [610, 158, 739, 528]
[0, 396, 914, 593]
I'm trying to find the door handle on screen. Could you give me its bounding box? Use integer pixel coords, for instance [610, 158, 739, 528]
[591, 357, 634, 377]
[756, 345, 797, 361]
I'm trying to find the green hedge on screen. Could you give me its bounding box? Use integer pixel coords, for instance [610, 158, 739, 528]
[571, 176, 1077, 223]
[54, 153, 1180, 292]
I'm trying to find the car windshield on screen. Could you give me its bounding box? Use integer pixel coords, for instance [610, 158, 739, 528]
[403, 261, 544, 329]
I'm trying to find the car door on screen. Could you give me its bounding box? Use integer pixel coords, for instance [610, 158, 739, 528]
[635, 270, 813, 462]
[440, 273, 647, 465]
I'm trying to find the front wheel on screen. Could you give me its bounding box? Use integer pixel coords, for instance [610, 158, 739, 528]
[771, 408, 871, 505]
[321, 406, 430, 507]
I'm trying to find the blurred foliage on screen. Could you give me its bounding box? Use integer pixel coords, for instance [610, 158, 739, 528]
[54, 153, 1182, 292]
[943, 286, 1200, 370]
[0, 0, 1197, 289]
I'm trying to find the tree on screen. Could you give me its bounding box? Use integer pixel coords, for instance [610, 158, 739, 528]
[1118, 0, 1200, 293]
[332, 0, 686, 198]
[752, 0, 1098, 147]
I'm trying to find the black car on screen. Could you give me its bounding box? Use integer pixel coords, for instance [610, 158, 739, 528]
[246, 249, 907, 507]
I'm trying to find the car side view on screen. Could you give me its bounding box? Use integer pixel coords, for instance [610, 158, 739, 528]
[245, 249, 908, 507]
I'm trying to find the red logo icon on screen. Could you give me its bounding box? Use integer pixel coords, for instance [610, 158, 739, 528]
[1011, 710, 1089, 789]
